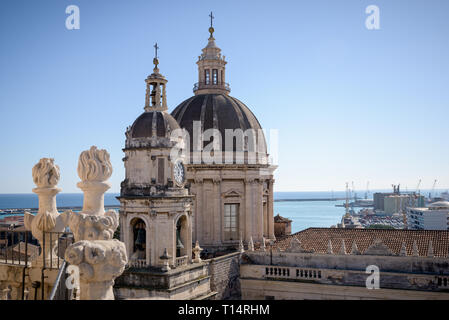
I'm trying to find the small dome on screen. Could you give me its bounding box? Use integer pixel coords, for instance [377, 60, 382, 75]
[130, 110, 180, 139]
[429, 201, 449, 210]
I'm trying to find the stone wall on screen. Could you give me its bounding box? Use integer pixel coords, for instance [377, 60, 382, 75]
[207, 252, 241, 300]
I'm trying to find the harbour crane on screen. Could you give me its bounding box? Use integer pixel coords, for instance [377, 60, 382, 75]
[364, 181, 370, 200]
[344, 182, 350, 218]
[430, 179, 437, 200]
[416, 179, 421, 195]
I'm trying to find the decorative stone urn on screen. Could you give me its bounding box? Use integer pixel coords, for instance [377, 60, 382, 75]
[65, 146, 127, 300]
[24, 158, 70, 267]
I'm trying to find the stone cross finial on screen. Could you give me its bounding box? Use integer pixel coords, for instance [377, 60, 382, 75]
[154, 42, 159, 59]
[209, 11, 214, 28]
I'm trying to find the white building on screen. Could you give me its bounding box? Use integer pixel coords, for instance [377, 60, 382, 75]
[407, 201, 449, 230]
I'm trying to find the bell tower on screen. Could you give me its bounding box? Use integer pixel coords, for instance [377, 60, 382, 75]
[118, 46, 194, 270]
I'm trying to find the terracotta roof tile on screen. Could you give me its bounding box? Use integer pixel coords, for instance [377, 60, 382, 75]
[267, 228, 449, 257]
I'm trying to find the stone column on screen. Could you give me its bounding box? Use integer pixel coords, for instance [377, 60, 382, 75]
[65, 146, 127, 300]
[213, 177, 221, 245]
[244, 178, 254, 242]
[268, 179, 275, 239]
[24, 158, 69, 267]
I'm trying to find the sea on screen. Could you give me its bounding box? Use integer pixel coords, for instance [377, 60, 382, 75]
[0, 192, 350, 233]
[2, 189, 441, 233]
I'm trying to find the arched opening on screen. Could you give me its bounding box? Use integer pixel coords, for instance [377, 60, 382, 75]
[130, 218, 146, 261]
[176, 215, 188, 257]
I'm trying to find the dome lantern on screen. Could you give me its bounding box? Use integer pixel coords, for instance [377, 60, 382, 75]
[193, 13, 230, 96]
[144, 43, 168, 112]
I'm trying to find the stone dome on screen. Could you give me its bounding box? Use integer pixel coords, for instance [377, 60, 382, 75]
[130, 110, 180, 139]
[171, 93, 267, 153]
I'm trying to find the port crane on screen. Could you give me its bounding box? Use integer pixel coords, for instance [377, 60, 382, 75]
[344, 182, 350, 218]
[415, 179, 421, 195]
[364, 181, 370, 199]
[430, 179, 437, 200]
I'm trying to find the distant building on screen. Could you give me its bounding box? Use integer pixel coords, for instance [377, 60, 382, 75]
[373, 192, 396, 211]
[407, 201, 449, 230]
[374, 191, 424, 215]
[240, 228, 449, 300]
[274, 214, 292, 237]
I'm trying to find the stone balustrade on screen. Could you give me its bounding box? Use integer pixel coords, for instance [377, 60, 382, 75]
[175, 255, 188, 268]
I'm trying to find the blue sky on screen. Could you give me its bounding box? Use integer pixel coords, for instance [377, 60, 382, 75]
[0, 0, 448, 193]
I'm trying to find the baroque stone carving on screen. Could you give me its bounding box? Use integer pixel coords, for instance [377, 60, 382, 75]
[350, 241, 360, 255]
[65, 146, 127, 300]
[412, 241, 419, 257]
[364, 238, 394, 256]
[427, 241, 434, 257]
[64, 239, 127, 300]
[327, 239, 333, 254]
[399, 242, 407, 256]
[285, 238, 314, 253]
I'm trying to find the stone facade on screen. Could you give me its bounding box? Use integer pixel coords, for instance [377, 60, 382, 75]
[188, 168, 275, 251]
[208, 251, 241, 300]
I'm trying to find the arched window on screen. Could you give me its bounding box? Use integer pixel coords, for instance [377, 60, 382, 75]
[130, 218, 146, 260]
[205, 70, 210, 85]
[212, 69, 218, 84]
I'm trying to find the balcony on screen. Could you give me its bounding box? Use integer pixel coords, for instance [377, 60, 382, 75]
[175, 255, 188, 268]
[193, 82, 230, 93]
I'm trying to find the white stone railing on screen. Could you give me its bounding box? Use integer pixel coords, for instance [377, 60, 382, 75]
[175, 255, 188, 268]
[129, 259, 147, 268]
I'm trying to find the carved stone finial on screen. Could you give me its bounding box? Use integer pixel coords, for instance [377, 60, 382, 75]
[399, 242, 407, 256]
[77, 146, 112, 182]
[350, 241, 360, 255]
[239, 239, 245, 253]
[261, 237, 266, 252]
[248, 237, 254, 251]
[193, 240, 203, 263]
[32, 158, 60, 188]
[160, 248, 172, 272]
[412, 241, 419, 257]
[427, 241, 434, 258]
[25, 158, 68, 267]
[364, 238, 394, 256]
[76, 146, 113, 216]
[327, 239, 333, 254]
[339, 239, 347, 255]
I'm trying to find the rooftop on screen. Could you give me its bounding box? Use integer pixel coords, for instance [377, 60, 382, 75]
[267, 227, 449, 257]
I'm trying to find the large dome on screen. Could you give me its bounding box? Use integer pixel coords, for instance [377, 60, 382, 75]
[171, 93, 267, 154]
